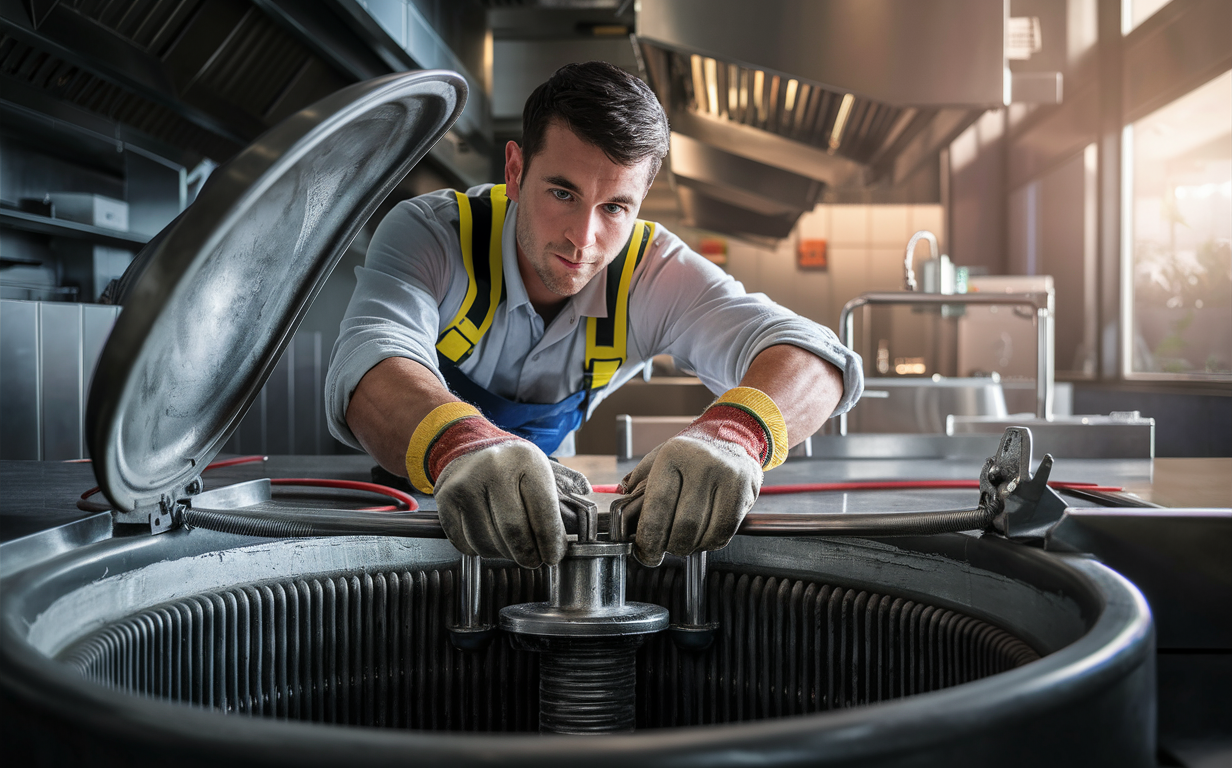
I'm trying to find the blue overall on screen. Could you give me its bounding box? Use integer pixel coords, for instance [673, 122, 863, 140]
[439, 356, 586, 455]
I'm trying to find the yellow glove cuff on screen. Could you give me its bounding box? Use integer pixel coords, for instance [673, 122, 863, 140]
[405, 401, 482, 494]
[713, 386, 790, 470]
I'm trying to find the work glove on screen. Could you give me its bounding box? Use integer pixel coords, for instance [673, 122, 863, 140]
[406, 403, 586, 568]
[618, 387, 788, 566]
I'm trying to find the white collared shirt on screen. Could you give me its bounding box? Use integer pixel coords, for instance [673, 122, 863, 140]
[326, 185, 864, 455]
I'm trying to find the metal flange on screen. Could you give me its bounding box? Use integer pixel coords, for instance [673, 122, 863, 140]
[499, 541, 668, 638]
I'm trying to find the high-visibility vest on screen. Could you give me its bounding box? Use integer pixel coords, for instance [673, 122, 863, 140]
[435, 184, 655, 392]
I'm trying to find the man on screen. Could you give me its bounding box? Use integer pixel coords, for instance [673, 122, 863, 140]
[326, 62, 862, 569]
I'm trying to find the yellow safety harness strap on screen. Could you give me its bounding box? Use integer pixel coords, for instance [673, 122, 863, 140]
[584, 220, 654, 391]
[436, 185, 507, 364]
[437, 184, 652, 396]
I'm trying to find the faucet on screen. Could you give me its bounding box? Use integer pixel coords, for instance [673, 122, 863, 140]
[903, 230, 939, 292]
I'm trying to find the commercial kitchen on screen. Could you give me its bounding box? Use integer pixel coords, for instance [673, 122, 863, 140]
[0, 1, 1228, 766]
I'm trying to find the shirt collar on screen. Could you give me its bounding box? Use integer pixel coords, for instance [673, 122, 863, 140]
[501, 199, 610, 320]
[501, 201, 532, 312]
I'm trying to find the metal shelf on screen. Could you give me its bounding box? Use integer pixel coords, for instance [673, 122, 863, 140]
[0, 208, 150, 250]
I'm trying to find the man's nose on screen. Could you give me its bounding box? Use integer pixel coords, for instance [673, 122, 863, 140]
[563, 208, 599, 252]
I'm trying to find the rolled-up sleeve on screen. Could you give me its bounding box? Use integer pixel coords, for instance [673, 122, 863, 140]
[324, 198, 458, 448]
[629, 230, 864, 416]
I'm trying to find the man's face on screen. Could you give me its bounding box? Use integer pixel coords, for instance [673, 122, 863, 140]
[505, 121, 653, 303]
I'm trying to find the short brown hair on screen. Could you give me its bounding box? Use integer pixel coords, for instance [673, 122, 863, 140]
[521, 61, 669, 186]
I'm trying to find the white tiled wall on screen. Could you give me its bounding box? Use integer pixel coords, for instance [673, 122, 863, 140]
[705, 204, 946, 333]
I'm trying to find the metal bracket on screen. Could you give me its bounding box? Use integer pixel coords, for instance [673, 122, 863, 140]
[979, 427, 1068, 545]
[449, 490, 600, 652]
[558, 490, 599, 543]
[122, 475, 201, 535]
[148, 495, 183, 534]
[608, 484, 643, 543]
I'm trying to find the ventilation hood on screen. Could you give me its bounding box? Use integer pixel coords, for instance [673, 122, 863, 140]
[0, 0, 491, 186]
[636, 0, 1020, 239]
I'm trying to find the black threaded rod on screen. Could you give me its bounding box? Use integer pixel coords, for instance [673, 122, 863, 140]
[513, 635, 644, 734]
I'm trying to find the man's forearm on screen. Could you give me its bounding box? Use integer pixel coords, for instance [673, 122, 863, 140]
[738, 344, 844, 447]
[345, 357, 461, 477]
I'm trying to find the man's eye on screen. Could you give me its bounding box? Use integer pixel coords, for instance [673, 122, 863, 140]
[604, 203, 625, 215]
[551, 189, 572, 201]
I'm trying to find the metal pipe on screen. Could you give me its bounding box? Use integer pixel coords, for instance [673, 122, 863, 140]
[501, 540, 670, 732]
[735, 508, 991, 536]
[448, 553, 495, 650]
[551, 543, 629, 613]
[182, 506, 446, 538]
[837, 291, 1053, 434]
[457, 553, 483, 630]
[683, 551, 707, 627]
[184, 504, 995, 542]
[669, 550, 717, 651]
[607, 485, 993, 542]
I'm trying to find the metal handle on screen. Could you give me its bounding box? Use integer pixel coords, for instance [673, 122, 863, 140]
[558, 490, 599, 543]
[608, 484, 645, 543]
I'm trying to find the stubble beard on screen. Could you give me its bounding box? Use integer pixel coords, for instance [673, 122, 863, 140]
[516, 213, 605, 298]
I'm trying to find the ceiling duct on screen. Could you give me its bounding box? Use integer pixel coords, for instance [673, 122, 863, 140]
[637, 0, 1005, 108]
[670, 133, 822, 238]
[0, 0, 491, 185]
[636, 0, 1009, 239]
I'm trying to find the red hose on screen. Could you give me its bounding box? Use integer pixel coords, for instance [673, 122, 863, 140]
[269, 478, 418, 511]
[206, 455, 268, 469]
[78, 456, 419, 513]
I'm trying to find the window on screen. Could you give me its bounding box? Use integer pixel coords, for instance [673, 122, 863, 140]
[1122, 0, 1172, 35]
[1124, 70, 1232, 377]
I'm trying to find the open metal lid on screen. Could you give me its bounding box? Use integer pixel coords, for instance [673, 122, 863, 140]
[86, 71, 466, 516]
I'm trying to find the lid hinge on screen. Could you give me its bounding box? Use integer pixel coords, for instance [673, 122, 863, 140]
[149, 496, 183, 534]
[128, 476, 201, 535]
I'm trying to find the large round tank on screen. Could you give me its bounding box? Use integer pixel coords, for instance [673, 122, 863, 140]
[0, 525, 1154, 767]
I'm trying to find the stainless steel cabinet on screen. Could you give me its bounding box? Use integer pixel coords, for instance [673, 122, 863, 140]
[0, 299, 120, 460]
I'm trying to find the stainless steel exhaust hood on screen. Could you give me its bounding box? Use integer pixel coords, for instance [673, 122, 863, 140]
[637, 0, 1006, 108]
[636, 0, 1015, 239]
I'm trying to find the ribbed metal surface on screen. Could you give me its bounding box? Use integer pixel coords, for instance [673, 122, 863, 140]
[649, 47, 918, 164]
[631, 567, 1039, 727]
[61, 563, 1039, 731]
[534, 636, 643, 734]
[0, 34, 234, 160]
[1, 0, 349, 162]
[63, 0, 312, 118]
[68, 0, 204, 54]
[62, 566, 546, 731]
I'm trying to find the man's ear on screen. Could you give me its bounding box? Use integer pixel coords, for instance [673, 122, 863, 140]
[504, 141, 524, 202]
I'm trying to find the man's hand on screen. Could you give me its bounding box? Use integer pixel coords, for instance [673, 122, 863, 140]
[617, 387, 787, 566]
[408, 403, 576, 569]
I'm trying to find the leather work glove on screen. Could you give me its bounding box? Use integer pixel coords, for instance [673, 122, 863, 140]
[618, 387, 788, 566]
[406, 403, 587, 568]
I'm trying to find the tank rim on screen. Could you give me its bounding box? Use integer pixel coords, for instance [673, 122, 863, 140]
[0, 530, 1153, 766]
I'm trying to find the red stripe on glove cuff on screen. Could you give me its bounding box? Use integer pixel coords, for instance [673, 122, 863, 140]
[680, 404, 771, 467]
[427, 417, 523, 485]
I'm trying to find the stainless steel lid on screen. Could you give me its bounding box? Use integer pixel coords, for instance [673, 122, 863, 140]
[86, 71, 466, 515]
